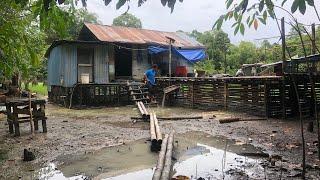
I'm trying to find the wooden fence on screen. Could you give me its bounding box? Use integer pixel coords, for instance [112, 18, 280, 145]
[156, 75, 320, 118]
[48, 75, 320, 118]
[49, 83, 130, 108]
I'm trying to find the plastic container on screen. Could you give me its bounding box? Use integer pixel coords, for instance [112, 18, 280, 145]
[80, 73, 90, 84]
[175, 66, 187, 77]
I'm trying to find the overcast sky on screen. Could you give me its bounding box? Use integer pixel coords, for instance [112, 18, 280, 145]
[84, 0, 320, 44]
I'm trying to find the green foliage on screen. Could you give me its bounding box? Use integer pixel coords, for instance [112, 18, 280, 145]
[23, 82, 48, 96]
[0, 1, 46, 78]
[0, 0, 100, 84]
[193, 29, 230, 74]
[45, 7, 101, 42]
[191, 26, 320, 76]
[214, 0, 316, 34]
[112, 13, 142, 28]
[27, 0, 183, 13]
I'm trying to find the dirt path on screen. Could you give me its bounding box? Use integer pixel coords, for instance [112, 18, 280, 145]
[0, 104, 319, 179]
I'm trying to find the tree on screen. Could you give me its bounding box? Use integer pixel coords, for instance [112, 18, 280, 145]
[214, 0, 319, 35]
[113, 13, 142, 28]
[0, 1, 45, 78]
[11, 1, 317, 37]
[0, 0, 100, 84]
[189, 30, 202, 40]
[257, 40, 273, 63]
[195, 29, 230, 74]
[44, 8, 101, 42]
[230, 42, 258, 66]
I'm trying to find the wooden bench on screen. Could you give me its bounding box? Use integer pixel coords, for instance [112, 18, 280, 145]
[6, 99, 47, 136]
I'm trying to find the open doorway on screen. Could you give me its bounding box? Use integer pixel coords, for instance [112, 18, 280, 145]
[115, 45, 132, 78]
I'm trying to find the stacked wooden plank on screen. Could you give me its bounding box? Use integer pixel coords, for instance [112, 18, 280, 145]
[152, 131, 174, 180]
[227, 81, 266, 117]
[266, 81, 284, 117]
[192, 80, 225, 110]
[155, 77, 284, 118]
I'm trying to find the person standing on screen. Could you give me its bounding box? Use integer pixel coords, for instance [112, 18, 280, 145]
[144, 64, 158, 102]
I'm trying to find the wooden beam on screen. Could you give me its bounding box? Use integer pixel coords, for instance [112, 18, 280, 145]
[281, 17, 286, 73]
[219, 117, 267, 123]
[311, 23, 316, 55]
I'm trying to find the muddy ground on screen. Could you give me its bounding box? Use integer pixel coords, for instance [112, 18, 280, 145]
[0, 103, 319, 179]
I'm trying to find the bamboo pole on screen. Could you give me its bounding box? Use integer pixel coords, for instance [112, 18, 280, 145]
[137, 102, 146, 119]
[153, 114, 163, 143]
[160, 131, 174, 180]
[311, 23, 320, 160]
[137, 101, 150, 119]
[150, 113, 157, 151]
[140, 101, 149, 115]
[291, 75, 306, 177]
[152, 134, 169, 180]
[281, 17, 286, 73]
[131, 116, 203, 121]
[137, 102, 144, 114]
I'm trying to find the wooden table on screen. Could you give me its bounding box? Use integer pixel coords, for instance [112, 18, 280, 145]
[6, 99, 47, 136]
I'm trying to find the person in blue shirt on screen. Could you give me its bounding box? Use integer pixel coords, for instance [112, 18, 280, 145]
[144, 64, 158, 101]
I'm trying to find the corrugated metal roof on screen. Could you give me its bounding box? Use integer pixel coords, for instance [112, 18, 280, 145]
[83, 23, 204, 48]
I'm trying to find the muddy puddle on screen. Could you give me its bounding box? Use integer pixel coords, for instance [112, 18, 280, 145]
[28, 131, 269, 180]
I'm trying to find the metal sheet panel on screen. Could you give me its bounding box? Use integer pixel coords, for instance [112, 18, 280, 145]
[62, 45, 77, 87]
[84, 23, 204, 48]
[47, 46, 62, 89]
[94, 45, 108, 84]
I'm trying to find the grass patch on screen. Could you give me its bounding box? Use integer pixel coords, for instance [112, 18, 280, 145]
[22, 82, 48, 96]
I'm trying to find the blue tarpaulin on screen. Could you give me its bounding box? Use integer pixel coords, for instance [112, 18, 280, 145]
[148, 46, 167, 54]
[173, 48, 206, 62]
[148, 46, 206, 63]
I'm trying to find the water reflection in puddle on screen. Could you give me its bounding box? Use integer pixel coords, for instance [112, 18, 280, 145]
[32, 132, 267, 180]
[103, 169, 153, 180]
[33, 163, 87, 180]
[172, 143, 264, 179]
[103, 143, 265, 180]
